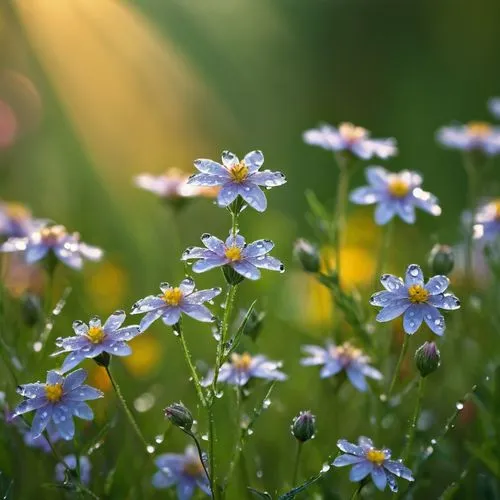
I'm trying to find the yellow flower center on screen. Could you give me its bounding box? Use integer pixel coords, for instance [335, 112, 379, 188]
[229, 161, 249, 183]
[388, 178, 410, 198]
[334, 342, 362, 361]
[408, 284, 429, 304]
[467, 121, 492, 137]
[87, 326, 105, 344]
[163, 287, 183, 306]
[183, 458, 205, 477]
[231, 352, 253, 371]
[45, 383, 63, 402]
[40, 225, 67, 244]
[366, 448, 386, 466]
[225, 246, 242, 262]
[5, 203, 30, 221]
[338, 122, 367, 143]
[493, 200, 500, 220]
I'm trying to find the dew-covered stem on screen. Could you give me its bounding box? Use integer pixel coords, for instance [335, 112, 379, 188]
[402, 376, 425, 461]
[388, 334, 410, 399]
[292, 441, 303, 486]
[207, 409, 217, 498]
[175, 321, 206, 407]
[105, 366, 149, 452]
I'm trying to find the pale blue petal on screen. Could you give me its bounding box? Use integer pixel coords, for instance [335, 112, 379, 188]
[425, 275, 450, 295]
[31, 406, 53, 437]
[238, 183, 267, 212]
[349, 461, 373, 481]
[403, 304, 425, 334]
[405, 264, 424, 287]
[188, 173, 227, 187]
[25, 244, 49, 264]
[232, 260, 261, 280]
[72, 402, 94, 420]
[217, 183, 239, 207]
[320, 359, 343, 378]
[105, 341, 132, 356]
[248, 255, 283, 272]
[349, 186, 380, 205]
[394, 201, 416, 224]
[376, 299, 410, 322]
[180, 303, 214, 322]
[250, 170, 286, 187]
[428, 293, 460, 310]
[179, 278, 196, 295]
[422, 304, 445, 336]
[185, 287, 221, 304]
[346, 366, 368, 392]
[66, 385, 103, 401]
[384, 460, 414, 481]
[374, 202, 396, 225]
[63, 369, 87, 392]
[242, 239, 274, 258]
[110, 326, 141, 341]
[369, 291, 394, 307]
[60, 352, 86, 373]
[371, 467, 387, 490]
[300, 345, 329, 365]
[177, 480, 196, 500]
[200, 234, 226, 255]
[192, 258, 226, 273]
[193, 159, 228, 176]
[139, 310, 163, 331]
[380, 274, 405, 294]
[333, 454, 366, 467]
[221, 150, 239, 168]
[366, 166, 389, 187]
[103, 310, 126, 332]
[14, 397, 47, 416]
[337, 439, 364, 456]
[243, 150, 264, 173]
[159, 307, 182, 326]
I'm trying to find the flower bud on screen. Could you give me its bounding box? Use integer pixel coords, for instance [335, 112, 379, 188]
[415, 342, 440, 378]
[294, 239, 321, 274]
[20, 293, 42, 327]
[428, 244, 454, 276]
[291, 411, 316, 442]
[164, 402, 193, 431]
[239, 307, 266, 342]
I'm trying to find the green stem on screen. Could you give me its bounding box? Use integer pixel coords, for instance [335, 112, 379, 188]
[387, 335, 410, 399]
[333, 164, 350, 279]
[207, 409, 217, 498]
[182, 428, 214, 498]
[223, 388, 244, 493]
[350, 482, 365, 500]
[175, 322, 206, 407]
[292, 441, 303, 486]
[402, 377, 425, 461]
[105, 366, 149, 452]
[373, 220, 394, 289]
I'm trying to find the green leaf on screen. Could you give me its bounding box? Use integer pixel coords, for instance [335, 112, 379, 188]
[465, 443, 500, 477]
[278, 462, 333, 499]
[81, 418, 116, 456]
[224, 300, 258, 357]
[248, 487, 273, 499]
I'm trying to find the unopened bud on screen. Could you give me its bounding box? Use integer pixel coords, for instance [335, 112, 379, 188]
[291, 411, 316, 442]
[415, 342, 440, 378]
[164, 402, 193, 431]
[294, 239, 321, 273]
[428, 244, 454, 276]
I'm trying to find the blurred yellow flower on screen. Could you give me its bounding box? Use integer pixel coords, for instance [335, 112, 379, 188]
[123, 335, 163, 377]
[85, 260, 127, 312]
[89, 366, 112, 393]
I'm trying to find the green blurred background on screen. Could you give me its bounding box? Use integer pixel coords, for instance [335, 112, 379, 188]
[1, 0, 500, 498]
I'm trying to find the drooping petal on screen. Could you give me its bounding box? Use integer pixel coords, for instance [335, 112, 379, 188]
[349, 460, 373, 481]
[232, 260, 261, 280]
[248, 255, 283, 272]
[242, 239, 274, 258]
[386, 472, 399, 492]
[152, 470, 178, 489]
[332, 454, 366, 467]
[63, 369, 87, 392]
[176, 480, 196, 500]
[55, 414, 75, 441]
[337, 439, 365, 457]
[54, 247, 83, 270]
[320, 359, 343, 378]
[374, 202, 396, 225]
[412, 189, 441, 216]
[159, 307, 182, 326]
[422, 304, 445, 336]
[60, 352, 86, 373]
[180, 303, 214, 323]
[405, 264, 424, 287]
[346, 366, 368, 392]
[185, 287, 222, 304]
[243, 150, 264, 173]
[193, 159, 229, 176]
[403, 304, 425, 334]
[103, 310, 126, 332]
[238, 183, 267, 212]
[31, 406, 53, 437]
[66, 385, 103, 401]
[428, 293, 461, 310]
[192, 257, 226, 273]
[250, 170, 286, 187]
[187, 173, 227, 187]
[371, 466, 388, 491]
[376, 299, 410, 322]
[424, 275, 450, 295]
[217, 183, 239, 207]
[349, 186, 380, 205]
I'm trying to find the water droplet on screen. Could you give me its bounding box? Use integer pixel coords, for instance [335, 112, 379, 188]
[246, 428, 254, 436]
[320, 463, 330, 473]
[146, 445, 155, 454]
[215, 391, 224, 399]
[456, 401, 464, 410]
[33, 342, 42, 352]
[155, 434, 164, 444]
[379, 394, 387, 402]
[201, 434, 209, 441]
[262, 399, 271, 409]
[409, 266, 419, 277]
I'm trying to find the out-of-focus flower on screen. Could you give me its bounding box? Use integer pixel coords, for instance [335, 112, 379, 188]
[131, 278, 221, 331]
[188, 150, 286, 212]
[333, 437, 414, 493]
[55, 455, 92, 485]
[2, 253, 44, 298]
[294, 239, 321, 273]
[428, 244, 455, 276]
[300, 342, 382, 392]
[88, 366, 112, 393]
[473, 199, 500, 242]
[415, 341, 440, 377]
[303, 122, 397, 160]
[152, 446, 210, 498]
[0, 99, 17, 148]
[86, 261, 128, 312]
[350, 167, 441, 225]
[291, 411, 316, 442]
[0, 224, 103, 270]
[436, 122, 500, 155]
[370, 264, 460, 335]
[182, 232, 284, 281]
[53, 311, 141, 373]
[134, 168, 218, 204]
[122, 335, 163, 377]
[164, 402, 193, 431]
[202, 352, 287, 387]
[22, 421, 60, 452]
[488, 97, 500, 119]
[14, 369, 103, 440]
[0, 201, 39, 238]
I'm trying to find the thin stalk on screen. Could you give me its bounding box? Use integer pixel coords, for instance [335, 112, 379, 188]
[207, 410, 217, 498]
[105, 366, 149, 451]
[333, 165, 350, 278]
[292, 441, 303, 486]
[463, 156, 479, 285]
[373, 220, 394, 290]
[402, 377, 425, 461]
[223, 387, 244, 493]
[350, 482, 365, 500]
[387, 335, 410, 399]
[175, 322, 206, 407]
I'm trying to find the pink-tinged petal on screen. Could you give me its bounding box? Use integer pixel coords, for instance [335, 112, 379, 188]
[333, 454, 366, 467]
[349, 461, 373, 481]
[200, 234, 226, 254]
[374, 202, 396, 225]
[371, 467, 388, 491]
[376, 299, 410, 322]
[250, 170, 286, 187]
[248, 255, 284, 272]
[221, 150, 240, 168]
[179, 277, 195, 295]
[403, 304, 425, 334]
[238, 183, 267, 212]
[422, 305, 445, 336]
[180, 303, 214, 322]
[242, 239, 274, 258]
[103, 310, 126, 332]
[217, 183, 239, 207]
[425, 275, 449, 295]
[243, 150, 264, 173]
[405, 264, 424, 287]
[188, 173, 227, 187]
[192, 258, 226, 273]
[349, 186, 380, 205]
[185, 287, 221, 304]
[232, 260, 261, 280]
[193, 158, 228, 176]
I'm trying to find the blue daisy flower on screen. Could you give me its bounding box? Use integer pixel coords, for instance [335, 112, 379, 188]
[370, 264, 460, 335]
[436, 121, 500, 155]
[349, 167, 441, 225]
[473, 199, 500, 242]
[55, 455, 92, 486]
